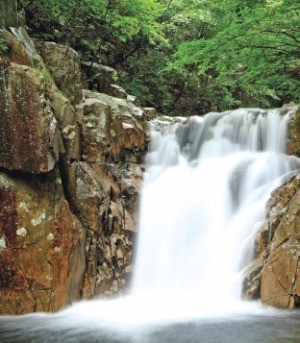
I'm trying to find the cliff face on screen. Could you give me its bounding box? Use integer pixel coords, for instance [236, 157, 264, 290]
[0, 16, 155, 313]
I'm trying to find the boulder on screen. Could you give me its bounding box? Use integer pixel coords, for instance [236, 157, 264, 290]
[0, 170, 85, 314]
[81, 62, 117, 94]
[0, 64, 59, 173]
[81, 90, 145, 164]
[37, 42, 82, 105]
[109, 84, 128, 99]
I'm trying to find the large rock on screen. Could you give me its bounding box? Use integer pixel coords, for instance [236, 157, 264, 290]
[260, 174, 300, 308]
[80, 90, 145, 164]
[243, 174, 300, 308]
[81, 62, 117, 94]
[38, 42, 82, 105]
[4, 30, 81, 160]
[76, 89, 147, 297]
[0, 64, 59, 173]
[0, 170, 85, 314]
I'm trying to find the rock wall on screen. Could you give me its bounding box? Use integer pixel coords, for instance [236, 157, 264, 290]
[0, 23, 155, 314]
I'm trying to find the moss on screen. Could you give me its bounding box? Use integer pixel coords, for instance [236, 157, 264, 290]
[40, 67, 53, 86]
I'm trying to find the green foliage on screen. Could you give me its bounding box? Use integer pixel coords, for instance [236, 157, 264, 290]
[173, 0, 300, 110]
[24, 0, 300, 114]
[0, 38, 9, 55]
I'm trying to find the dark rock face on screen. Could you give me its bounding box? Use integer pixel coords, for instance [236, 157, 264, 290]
[0, 26, 151, 314]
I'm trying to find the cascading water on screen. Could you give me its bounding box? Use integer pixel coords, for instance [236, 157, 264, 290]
[132, 108, 300, 311]
[1, 108, 300, 342]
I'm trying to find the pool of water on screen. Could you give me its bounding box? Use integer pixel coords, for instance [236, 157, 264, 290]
[1, 311, 300, 343]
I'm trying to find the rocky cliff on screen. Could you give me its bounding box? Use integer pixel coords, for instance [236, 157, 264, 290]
[0, 12, 155, 314]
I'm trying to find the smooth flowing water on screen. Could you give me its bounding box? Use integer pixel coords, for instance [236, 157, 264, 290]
[1, 108, 300, 342]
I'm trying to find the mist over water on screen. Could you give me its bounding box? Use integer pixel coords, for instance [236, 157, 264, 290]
[1, 108, 300, 342]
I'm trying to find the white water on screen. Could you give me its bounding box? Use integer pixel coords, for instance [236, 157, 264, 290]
[131, 108, 300, 313]
[2, 108, 300, 336]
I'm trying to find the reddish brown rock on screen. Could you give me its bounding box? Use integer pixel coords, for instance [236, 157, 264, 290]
[0, 64, 59, 173]
[261, 238, 300, 308]
[0, 171, 85, 314]
[244, 174, 300, 308]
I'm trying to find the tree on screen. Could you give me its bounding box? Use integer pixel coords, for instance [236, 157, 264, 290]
[173, 0, 300, 110]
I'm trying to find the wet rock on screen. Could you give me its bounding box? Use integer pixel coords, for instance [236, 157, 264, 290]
[242, 258, 263, 300]
[0, 170, 85, 314]
[143, 107, 157, 121]
[0, 64, 59, 173]
[244, 173, 300, 308]
[9, 27, 45, 68]
[0, 28, 32, 66]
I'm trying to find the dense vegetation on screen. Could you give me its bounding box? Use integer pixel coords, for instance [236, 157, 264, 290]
[24, 0, 300, 115]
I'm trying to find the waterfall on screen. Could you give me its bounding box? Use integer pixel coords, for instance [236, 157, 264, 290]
[1, 108, 300, 340]
[132, 108, 300, 311]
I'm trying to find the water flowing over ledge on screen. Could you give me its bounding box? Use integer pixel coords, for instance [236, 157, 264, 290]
[133, 108, 300, 304]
